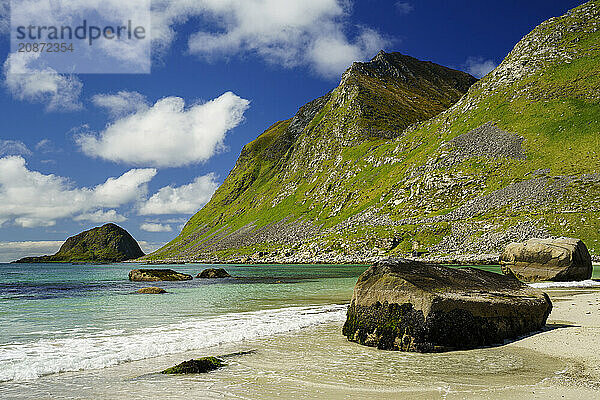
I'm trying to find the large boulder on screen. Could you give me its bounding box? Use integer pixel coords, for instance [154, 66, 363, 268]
[128, 269, 192, 282]
[197, 268, 231, 279]
[342, 259, 552, 352]
[500, 237, 592, 282]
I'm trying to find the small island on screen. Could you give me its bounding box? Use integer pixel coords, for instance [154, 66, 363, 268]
[13, 223, 145, 263]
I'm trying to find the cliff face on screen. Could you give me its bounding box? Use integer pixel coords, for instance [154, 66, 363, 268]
[15, 223, 145, 263]
[150, 0, 600, 264]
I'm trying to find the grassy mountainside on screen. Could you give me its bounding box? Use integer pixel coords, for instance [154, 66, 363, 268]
[149, 0, 600, 263]
[16, 223, 145, 263]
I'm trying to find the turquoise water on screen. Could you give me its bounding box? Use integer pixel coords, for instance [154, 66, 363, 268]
[0, 263, 367, 381]
[1, 262, 598, 389]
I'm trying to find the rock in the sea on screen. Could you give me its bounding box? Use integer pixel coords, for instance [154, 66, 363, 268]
[197, 268, 231, 279]
[14, 223, 144, 263]
[342, 258, 552, 352]
[136, 287, 167, 294]
[500, 237, 592, 282]
[161, 357, 224, 374]
[128, 269, 193, 282]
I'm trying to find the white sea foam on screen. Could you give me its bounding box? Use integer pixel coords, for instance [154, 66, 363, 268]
[0, 304, 347, 382]
[528, 280, 600, 289]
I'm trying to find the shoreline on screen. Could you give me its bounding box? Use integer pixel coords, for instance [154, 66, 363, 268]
[509, 289, 600, 384]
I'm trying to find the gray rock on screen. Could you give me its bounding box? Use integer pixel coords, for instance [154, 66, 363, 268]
[196, 268, 231, 279]
[342, 258, 552, 352]
[128, 269, 193, 282]
[500, 237, 593, 282]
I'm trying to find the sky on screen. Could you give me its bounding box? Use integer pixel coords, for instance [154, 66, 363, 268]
[0, 0, 585, 262]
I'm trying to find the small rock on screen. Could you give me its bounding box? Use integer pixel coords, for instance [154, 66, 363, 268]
[196, 268, 231, 279]
[136, 287, 166, 294]
[161, 357, 224, 374]
[129, 269, 193, 282]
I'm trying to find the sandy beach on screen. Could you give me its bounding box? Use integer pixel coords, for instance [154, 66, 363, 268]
[1, 263, 599, 399]
[493, 288, 600, 399]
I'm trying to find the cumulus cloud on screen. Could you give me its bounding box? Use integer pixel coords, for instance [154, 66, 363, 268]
[3, 52, 83, 112]
[465, 57, 497, 79]
[139, 173, 219, 215]
[0, 140, 32, 157]
[77, 92, 250, 167]
[74, 210, 127, 223]
[137, 240, 167, 254]
[395, 2, 414, 15]
[0, 156, 156, 227]
[92, 91, 150, 118]
[0, 241, 64, 263]
[153, 0, 387, 78]
[140, 222, 172, 232]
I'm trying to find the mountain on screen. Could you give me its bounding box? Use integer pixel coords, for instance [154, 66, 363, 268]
[15, 223, 145, 263]
[148, 0, 600, 264]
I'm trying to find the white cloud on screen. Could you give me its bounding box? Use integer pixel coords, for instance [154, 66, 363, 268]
[77, 92, 250, 167]
[3, 52, 83, 112]
[35, 139, 60, 154]
[0, 241, 64, 263]
[308, 27, 386, 77]
[0, 156, 156, 227]
[395, 2, 414, 15]
[137, 240, 167, 254]
[153, 0, 387, 78]
[139, 173, 219, 215]
[92, 91, 150, 118]
[140, 222, 172, 232]
[74, 210, 127, 223]
[465, 57, 497, 79]
[0, 140, 32, 157]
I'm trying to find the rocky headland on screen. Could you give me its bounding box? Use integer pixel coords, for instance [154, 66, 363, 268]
[14, 223, 145, 263]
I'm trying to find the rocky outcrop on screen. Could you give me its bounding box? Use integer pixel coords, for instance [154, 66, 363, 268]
[197, 268, 231, 279]
[136, 287, 167, 294]
[161, 357, 224, 374]
[145, 2, 600, 264]
[342, 258, 552, 352]
[14, 223, 144, 263]
[500, 237, 593, 282]
[128, 269, 193, 282]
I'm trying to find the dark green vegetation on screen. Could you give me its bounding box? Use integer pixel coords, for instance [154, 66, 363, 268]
[148, 1, 600, 263]
[15, 223, 144, 263]
[161, 357, 224, 374]
[343, 259, 552, 352]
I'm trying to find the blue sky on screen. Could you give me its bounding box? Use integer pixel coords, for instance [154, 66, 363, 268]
[0, 0, 584, 261]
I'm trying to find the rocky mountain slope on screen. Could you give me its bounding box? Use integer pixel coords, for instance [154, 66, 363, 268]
[15, 223, 145, 263]
[148, 0, 600, 264]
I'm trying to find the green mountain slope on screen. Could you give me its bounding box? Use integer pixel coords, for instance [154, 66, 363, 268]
[15, 223, 145, 263]
[149, 0, 600, 264]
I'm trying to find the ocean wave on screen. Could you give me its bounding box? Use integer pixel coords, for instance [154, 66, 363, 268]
[528, 280, 600, 289]
[0, 304, 347, 382]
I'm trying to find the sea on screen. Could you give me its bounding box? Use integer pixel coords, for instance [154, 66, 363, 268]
[1, 263, 599, 399]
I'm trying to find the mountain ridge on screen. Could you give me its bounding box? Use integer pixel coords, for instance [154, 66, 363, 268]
[147, 0, 600, 264]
